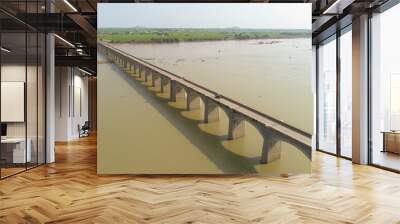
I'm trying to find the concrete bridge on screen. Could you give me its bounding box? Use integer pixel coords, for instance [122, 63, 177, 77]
[98, 42, 312, 164]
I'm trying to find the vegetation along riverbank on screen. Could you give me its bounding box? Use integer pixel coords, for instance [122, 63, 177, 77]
[98, 27, 310, 43]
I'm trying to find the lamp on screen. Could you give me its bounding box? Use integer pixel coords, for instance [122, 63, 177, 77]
[63, 0, 78, 12]
[1, 47, 11, 53]
[54, 34, 75, 48]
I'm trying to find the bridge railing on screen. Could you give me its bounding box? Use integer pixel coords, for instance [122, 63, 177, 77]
[99, 42, 312, 141]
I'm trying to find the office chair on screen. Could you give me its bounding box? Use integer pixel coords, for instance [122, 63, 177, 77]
[79, 121, 90, 138]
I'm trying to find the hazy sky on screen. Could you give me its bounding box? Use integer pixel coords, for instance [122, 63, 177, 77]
[98, 3, 311, 29]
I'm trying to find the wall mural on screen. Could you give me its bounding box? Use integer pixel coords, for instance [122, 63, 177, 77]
[97, 3, 312, 175]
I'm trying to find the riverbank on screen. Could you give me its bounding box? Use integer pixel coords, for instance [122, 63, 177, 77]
[98, 28, 310, 43]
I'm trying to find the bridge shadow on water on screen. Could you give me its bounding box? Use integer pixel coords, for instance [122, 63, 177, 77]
[113, 64, 264, 174]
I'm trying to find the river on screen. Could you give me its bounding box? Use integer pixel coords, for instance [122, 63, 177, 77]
[98, 38, 312, 174]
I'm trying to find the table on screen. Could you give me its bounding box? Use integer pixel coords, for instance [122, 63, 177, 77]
[1, 138, 32, 164]
[382, 131, 400, 154]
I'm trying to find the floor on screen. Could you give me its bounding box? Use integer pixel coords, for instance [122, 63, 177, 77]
[372, 150, 400, 171]
[0, 135, 400, 223]
[0, 167, 25, 178]
[1, 163, 44, 179]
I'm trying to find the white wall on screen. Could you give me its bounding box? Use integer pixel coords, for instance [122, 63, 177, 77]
[1, 65, 36, 138]
[55, 67, 89, 141]
[312, 45, 317, 150]
[71, 73, 89, 138]
[55, 66, 70, 141]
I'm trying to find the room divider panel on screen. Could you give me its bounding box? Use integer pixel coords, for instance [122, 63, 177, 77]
[0, 1, 46, 179]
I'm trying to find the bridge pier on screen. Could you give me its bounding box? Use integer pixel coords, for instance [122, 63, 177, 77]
[203, 98, 219, 123]
[170, 80, 185, 102]
[227, 111, 245, 140]
[151, 72, 159, 87]
[170, 80, 177, 102]
[144, 69, 149, 82]
[260, 129, 281, 164]
[160, 77, 169, 93]
[134, 63, 139, 76]
[140, 65, 144, 78]
[128, 62, 131, 72]
[130, 62, 134, 74]
[186, 89, 200, 111]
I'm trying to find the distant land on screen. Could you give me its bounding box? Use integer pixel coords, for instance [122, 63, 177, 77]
[97, 27, 310, 43]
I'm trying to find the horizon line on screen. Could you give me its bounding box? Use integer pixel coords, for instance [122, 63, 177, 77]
[98, 27, 310, 30]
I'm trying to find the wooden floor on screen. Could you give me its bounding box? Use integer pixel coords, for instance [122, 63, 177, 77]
[373, 151, 400, 171]
[0, 135, 400, 223]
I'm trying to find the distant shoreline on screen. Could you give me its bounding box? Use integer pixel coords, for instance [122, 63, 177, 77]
[98, 28, 310, 44]
[101, 37, 308, 44]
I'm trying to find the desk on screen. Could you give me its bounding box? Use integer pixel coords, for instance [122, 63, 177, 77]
[382, 131, 400, 154]
[1, 138, 31, 164]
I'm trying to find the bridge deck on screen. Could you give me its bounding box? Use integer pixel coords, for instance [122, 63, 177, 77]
[99, 42, 312, 149]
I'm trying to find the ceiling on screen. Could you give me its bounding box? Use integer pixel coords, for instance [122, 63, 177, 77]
[0, 0, 395, 74]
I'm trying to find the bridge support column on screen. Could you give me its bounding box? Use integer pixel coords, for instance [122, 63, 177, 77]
[170, 80, 184, 101]
[144, 69, 149, 82]
[203, 98, 219, 123]
[160, 77, 169, 93]
[186, 90, 200, 111]
[138, 65, 142, 78]
[151, 72, 158, 87]
[134, 63, 138, 75]
[227, 111, 245, 140]
[170, 80, 177, 102]
[260, 130, 281, 164]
